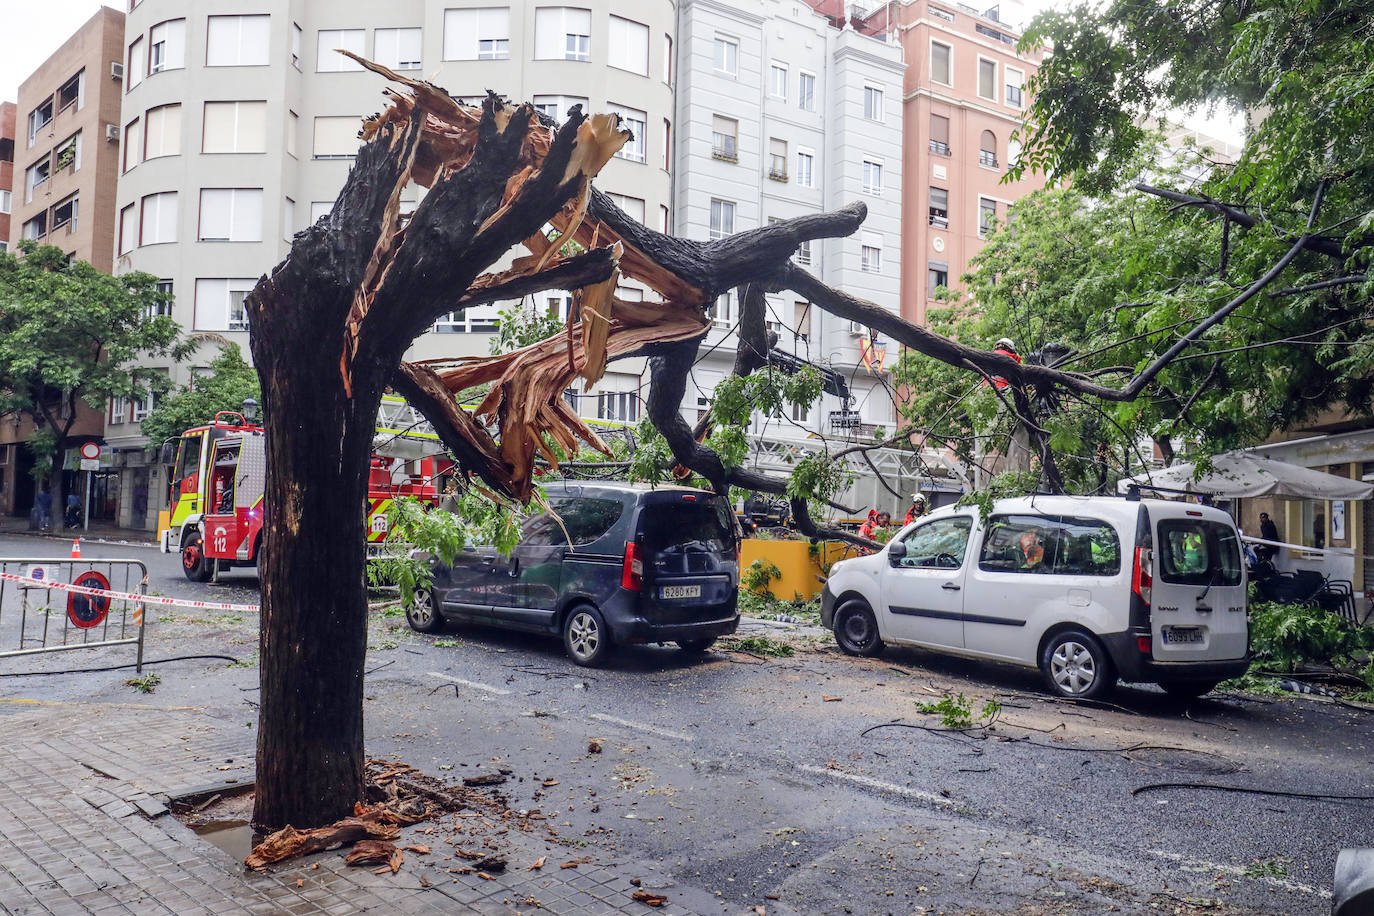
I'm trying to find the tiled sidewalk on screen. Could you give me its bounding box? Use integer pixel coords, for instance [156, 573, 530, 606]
[0, 701, 721, 915]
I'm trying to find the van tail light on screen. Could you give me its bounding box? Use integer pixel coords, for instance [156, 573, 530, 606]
[1137, 635, 1152, 655]
[622, 541, 643, 591]
[1132, 547, 1153, 605]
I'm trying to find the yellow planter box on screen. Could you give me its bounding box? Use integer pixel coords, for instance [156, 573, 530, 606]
[740, 539, 867, 600]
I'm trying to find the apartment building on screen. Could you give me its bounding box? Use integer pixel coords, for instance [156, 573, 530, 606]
[110, 0, 676, 529]
[1, 102, 14, 253]
[2, 8, 126, 522]
[676, 0, 906, 450]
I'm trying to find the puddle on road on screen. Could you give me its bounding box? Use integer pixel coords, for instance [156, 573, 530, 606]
[192, 819, 260, 862]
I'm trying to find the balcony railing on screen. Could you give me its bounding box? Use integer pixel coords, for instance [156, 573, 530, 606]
[929, 140, 951, 156]
[979, 151, 999, 168]
[711, 134, 738, 162]
[929, 213, 949, 229]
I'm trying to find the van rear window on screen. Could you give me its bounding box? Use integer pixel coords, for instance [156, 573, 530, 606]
[1157, 519, 1242, 586]
[640, 500, 733, 552]
[978, 514, 1120, 575]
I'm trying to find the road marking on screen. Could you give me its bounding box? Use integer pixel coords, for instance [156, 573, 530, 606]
[1148, 849, 1331, 899]
[427, 672, 511, 696]
[588, 713, 695, 742]
[798, 764, 954, 807]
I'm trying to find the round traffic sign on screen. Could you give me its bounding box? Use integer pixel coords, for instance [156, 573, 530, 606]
[80, 442, 101, 460]
[67, 570, 111, 629]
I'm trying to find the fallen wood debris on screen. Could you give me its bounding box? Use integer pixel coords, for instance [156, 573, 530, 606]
[345, 840, 398, 868]
[632, 889, 669, 907]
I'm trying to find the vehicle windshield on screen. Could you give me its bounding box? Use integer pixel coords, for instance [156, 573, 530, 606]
[1156, 519, 1243, 586]
[174, 434, 202, 486]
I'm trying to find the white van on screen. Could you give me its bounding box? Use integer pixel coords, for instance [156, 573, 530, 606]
[820, 495, 1250, 699]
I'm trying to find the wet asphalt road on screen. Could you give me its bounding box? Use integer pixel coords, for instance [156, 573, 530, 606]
[3, 532, 1371, 914]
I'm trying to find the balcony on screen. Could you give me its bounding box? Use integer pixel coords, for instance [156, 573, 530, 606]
[711, 133, 738, 163]
[929, 213, 949, 229]
[979, 151, 999, 168]
[929, 140, 951, 156]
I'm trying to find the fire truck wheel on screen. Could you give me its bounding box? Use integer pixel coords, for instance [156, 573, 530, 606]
[181, 532, 213, 582]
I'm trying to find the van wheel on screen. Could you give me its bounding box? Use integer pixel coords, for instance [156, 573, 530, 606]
[563, 605, 611, 667]
[1040, 630, 1115, 699]
[834, 600, 884, 657]
[676, 637, 716, 654]
[1160, 679, 1220, 700]
[181, 533, 213, 582]
[405, 587, 444, 634]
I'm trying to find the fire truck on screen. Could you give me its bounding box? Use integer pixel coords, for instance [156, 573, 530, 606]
[158, 397, 440, 581]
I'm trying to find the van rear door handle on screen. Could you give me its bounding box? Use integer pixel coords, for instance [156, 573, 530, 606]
[942, 582, 961, 591]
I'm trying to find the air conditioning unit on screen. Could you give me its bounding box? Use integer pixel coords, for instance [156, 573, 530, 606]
[105, 124, 120, 142]
[110, 61, 124, 81]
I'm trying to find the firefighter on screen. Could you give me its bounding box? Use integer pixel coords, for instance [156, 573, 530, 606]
[904, 492, 927, 525]
[861, 511, 891, 540]
[989, 337, 1022, 389]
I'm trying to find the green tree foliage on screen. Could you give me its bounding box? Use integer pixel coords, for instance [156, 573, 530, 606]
[0, 243, 190, 493]
[140, 343, 261, 449]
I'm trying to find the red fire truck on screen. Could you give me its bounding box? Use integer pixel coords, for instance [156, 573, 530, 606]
[158, 405, 439, 580]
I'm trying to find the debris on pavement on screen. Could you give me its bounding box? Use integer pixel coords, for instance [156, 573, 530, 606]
[631, 889, 669, 906]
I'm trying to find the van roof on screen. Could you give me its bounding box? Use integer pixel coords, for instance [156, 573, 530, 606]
[540, 480, 721, 499]
[926, 494, 1235, 527]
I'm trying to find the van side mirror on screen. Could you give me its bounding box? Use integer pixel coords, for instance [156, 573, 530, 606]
[887, 541, 907, 566]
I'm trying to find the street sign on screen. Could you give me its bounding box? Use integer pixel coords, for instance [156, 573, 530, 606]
[79, 442, 101, 460]
[67, 570, 111, 629]
[23, 565, 55, 587]
[80, 458, 100, 471]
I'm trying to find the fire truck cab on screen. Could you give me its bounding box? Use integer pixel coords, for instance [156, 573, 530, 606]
[159, 406, 438, 581]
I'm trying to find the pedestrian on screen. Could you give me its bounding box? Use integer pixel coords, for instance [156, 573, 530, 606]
[1257, 511, 1279, 562]
[35, 486, 53, 531]
[904, 492, 927, 525]
[65, 492, 81, 529]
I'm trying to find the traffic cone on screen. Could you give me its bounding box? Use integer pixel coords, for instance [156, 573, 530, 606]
[71, 538, 81, 559]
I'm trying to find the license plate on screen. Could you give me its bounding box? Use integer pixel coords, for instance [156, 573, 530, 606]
[1162, 626, 1204, 645]
[660, 585, 702, 599]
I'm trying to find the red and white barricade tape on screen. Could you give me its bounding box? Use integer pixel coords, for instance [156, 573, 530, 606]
[0, 571, 261, 613]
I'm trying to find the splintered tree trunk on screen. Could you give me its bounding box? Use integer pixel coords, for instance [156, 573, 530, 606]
[248, 294, 388, 830]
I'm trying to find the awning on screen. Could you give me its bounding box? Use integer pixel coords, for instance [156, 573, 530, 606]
[1118, 452, 1374, 500]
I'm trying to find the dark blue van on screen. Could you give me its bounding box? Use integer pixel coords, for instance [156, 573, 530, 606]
[405, 482, 740, 665]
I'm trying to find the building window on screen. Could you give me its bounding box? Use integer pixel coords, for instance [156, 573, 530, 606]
[127, 37, 145, 91]
[768, 138, 788, 180]
[663, 117, 671, 171]
[27, 97, 54, 147]
[313, 116, 359, 159]
[663, 34, 673, 84]
[1007, 138, 1022, 169]
[979, 198, 998, 237]
[862, 159, 882, 195]
[608, 16, 649, 75]
[202, 101, 267, 154]
[931, 41, 952, 86]
[373, 27, 422, 70]
[861, 239, 882, 273]
[979, 130, 999, 168]
[709, 199, 734, 241]
[198, 188, 263, 242]
[122, 118, 142, 172]
[317, 29, 365, 71]
[793, 301, 811, 341]
[149, 20, 187, 74]
[0, 190, 9, 215]
[710, 290, 733, 324]
[140, 191, 179, 245]
[796, 149, 814, 187]
[118, 203, 137, 254]
[660, 204, 670, 233]
[25, 160, 50, 203]
[532, 95, 588, 122]
[310, 201, 332, 224]
[597, 391, 639, 423]
[930, 113, 951, 155]
[149, 280, 174, 318]
[609, 104, 646, 162]
[927, 260, 949, 298]
[605, 192, 645, 223]
[109, 396, 128, 424]
[1006, 67, 1024, 108]
[798, 71, 815, 111]
[978, 58, 997, 101]
[287, 111, 300, 158]
[22, 214, 47, 241]
[292, 23, 302, 69]
[769, 63, 787, 100]
[929, 187, 949, 229]
[534, 8, 591, 61]
[144, 104, 181, 159]
[57, 71, 84, 112]
[863, 85, 884, 121]
[445, 8, 510, 61]
[51, 195, 79, 233]
[196, 278, 256, 331]
[711, 115, 737, 161]
[283, 197, 295, 241]
[714, 36, 738, 75]
[206, 15, 271, 67]
[795, 238, 812, 266]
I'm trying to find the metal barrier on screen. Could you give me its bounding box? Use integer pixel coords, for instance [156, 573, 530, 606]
[0, 557, 148, 672]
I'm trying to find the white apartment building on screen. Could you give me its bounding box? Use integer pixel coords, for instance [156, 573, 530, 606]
[110, 0, 676, 529]
[674, 0, 942, 512]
